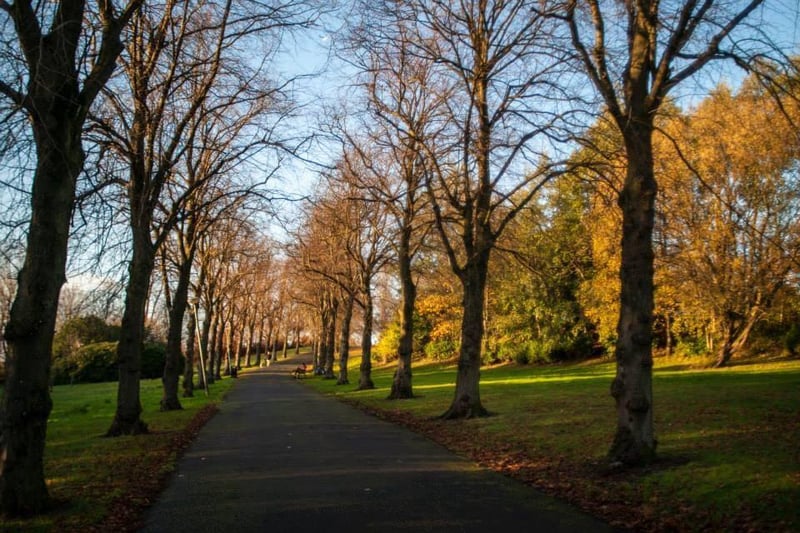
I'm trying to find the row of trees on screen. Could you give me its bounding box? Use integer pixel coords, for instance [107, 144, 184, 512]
[0, 0, 797, 519]
[296, 0, 797, 470]
[0, 0, 322, 515]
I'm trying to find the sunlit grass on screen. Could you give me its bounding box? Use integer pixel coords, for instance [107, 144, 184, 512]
[304, 354, 800, 530]
[0, 377, 234, 532]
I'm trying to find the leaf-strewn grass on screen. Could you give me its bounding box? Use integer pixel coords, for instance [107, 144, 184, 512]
[303, 354, 800, 531]
[0, 377, 234, 532]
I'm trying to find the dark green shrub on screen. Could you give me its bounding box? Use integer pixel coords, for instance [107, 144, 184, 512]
[141, 342, 169, 379]
[71, 342, 118, 383]
[52, 315, 120, 384]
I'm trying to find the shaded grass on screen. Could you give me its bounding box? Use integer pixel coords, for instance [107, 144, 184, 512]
[304, 356, 800, 531]
[0, 377, 234, 532]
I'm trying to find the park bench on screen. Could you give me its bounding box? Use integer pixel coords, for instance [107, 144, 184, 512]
[292, 365, 307, 379]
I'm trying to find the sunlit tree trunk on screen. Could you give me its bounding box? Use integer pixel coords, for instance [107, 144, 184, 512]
[323, 297, 338, 378]
[389, 232, 416, 399]
[337, 292, 354, 385]
[358, 286, 375, 391]
[441, 255, 490, 419]
[608, 123, 657, 464]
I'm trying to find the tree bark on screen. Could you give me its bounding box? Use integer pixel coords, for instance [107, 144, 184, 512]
[107, 225, 153, 436]
[0, 120, 80, 512]
[162, 253, 193, 410]
[337, 293, 354, 385]
[388, 230, 416, 399]
[183, 309, 196, 397]
[608, 123, 657, 465]
[440, 256, 490, 419]
[0, 0, 140, 509]
[358, 287, 375, 391]
[324, 298, 338, 378]
[200, 306, 214, 386]
[715, 307, 760, 367]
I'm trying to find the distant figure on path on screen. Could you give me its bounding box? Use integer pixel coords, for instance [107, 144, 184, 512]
[292, 362, 307, 378]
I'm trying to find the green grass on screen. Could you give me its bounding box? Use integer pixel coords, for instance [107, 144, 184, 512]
[304, 355, 800, 531]
[0, 377, 234, 532]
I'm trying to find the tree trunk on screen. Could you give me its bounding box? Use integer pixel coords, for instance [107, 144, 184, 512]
[337, 293, 354, 385]
[322, 297, 338, 378]
[245, 321, 255, 367]
[107, 226, 153, 436]
[254, 321, 264, 367]
[389, 233, 416, 399]
[608, 124, 657, 466]
[715, 307, 760, 367]
[358, 286, 375, 391]
[162, 254, 193, 410]
[200, 306, 214, 386]
[183, 309, 196, 397]
[0, 117, 83, 512]
[440, 257, 490, 419]
[216, 320, 226, 379]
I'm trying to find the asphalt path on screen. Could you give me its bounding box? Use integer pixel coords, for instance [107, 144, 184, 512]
[140, 357, 614, 532]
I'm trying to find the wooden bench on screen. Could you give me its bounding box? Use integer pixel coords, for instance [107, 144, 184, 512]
[292, 366, 307, 379]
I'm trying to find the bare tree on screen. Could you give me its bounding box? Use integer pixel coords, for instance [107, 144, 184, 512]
[381, 0, 573, 418]
[342, 13, 444, 398]
[93, 0, 313, 433]
[564, 0, 795, 466]
[335, 156, 393, 390]
[0, 0, 143, 513]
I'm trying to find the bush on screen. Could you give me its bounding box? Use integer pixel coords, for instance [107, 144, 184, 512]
[141, 342, 169, 379]
[374, 321, 402, 363]
[513, 345, 531, 365]
[51, 341, 169, 384]
[424, 338, 457, 360]
[71, 342, 118, 383]
[673, 336, 709, 358]
[53, 315, 120, 360]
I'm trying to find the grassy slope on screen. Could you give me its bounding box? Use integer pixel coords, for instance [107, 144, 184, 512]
[303, 356, 800, 531]
[0, 377, 234, 532]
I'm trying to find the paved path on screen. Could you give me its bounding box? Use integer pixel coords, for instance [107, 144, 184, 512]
[141, 357, 614, 532]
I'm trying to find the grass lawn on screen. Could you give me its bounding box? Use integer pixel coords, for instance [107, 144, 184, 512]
[303, 354, 800, 531]
[0, 377, 234, 532]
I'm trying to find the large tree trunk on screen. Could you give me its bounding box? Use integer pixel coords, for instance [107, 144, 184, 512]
[108, 226, 153, 436]
[0, 118, 83, 513]
[337, 293, 354, 385]
[358, 287, 375, 391]
[608, 124, 657, 466]
[162, 255, 193, 410]
[389, 233, 416, 399]
[0, 0, 138, 512]
[441, 257, 490, 419]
